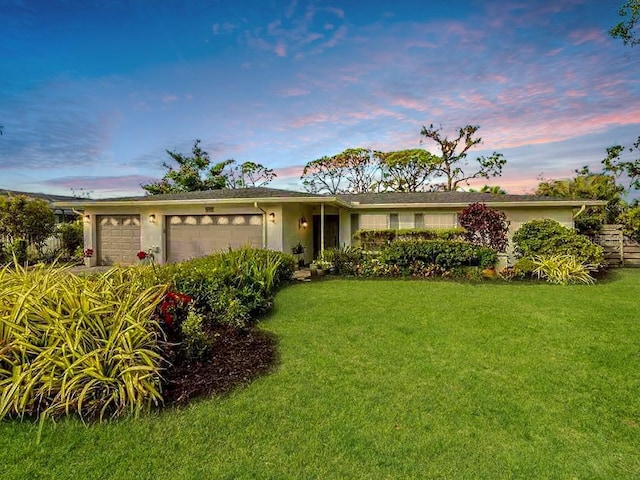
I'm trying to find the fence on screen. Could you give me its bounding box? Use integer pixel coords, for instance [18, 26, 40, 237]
[591, 225, 640, 267]
[0, 235, 63, 252]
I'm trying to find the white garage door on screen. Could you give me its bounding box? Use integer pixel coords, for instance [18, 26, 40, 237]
[167, 214, 263, 263]
[97, 215, 141, 266]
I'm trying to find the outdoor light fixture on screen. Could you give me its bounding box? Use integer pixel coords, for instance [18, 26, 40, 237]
[299, 217, 308, 229]
[148, 214, 156, 224]
[269, 212, 276, 223]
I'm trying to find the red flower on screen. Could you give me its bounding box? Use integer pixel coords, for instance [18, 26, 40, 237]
[136, 251, 147, 260]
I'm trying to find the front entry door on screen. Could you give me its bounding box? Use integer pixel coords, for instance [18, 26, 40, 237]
[313, 214, 339, 259]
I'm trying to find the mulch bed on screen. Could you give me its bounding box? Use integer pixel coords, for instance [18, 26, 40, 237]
[161, 327, 278, 407]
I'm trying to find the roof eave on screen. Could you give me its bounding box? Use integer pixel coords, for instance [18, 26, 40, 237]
[349, 200, 608, 209]
[54, 196, 350, 209]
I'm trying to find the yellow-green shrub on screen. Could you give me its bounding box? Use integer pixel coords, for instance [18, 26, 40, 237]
[0, 263, 167, 422]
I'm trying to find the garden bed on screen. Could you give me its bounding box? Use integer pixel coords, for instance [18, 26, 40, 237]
[162, 326, 278, 406]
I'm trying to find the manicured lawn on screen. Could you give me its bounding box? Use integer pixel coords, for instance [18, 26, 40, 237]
[2, 270, 640, 479]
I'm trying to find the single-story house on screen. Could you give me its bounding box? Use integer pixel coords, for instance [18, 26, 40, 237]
[55, 187, 607, 268]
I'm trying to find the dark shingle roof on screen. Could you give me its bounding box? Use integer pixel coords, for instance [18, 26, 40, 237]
[337, 191, 564, 204]
[93, 187, 323, 202]
[0, 189, 77, 202]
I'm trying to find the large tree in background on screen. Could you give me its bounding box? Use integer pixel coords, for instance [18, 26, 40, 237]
[142, 139, 275, 195]
[301, 148, 381, 194]
[225, 161, 276, 189]
[419, 124, 507, 191]
[610, 0, 640, 47]
[379, 149, 438, 192]
[536, 167, 625, 234]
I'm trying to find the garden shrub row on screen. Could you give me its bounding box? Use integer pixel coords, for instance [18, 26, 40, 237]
[0, 247, 295, 424]
[353, 227, 465, 249]
[327, 238, 497, 279]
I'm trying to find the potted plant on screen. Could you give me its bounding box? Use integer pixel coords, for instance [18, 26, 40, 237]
[83, 247, 94, 267]
[292, 243, 305, 268]
[315, 259, 332, 276]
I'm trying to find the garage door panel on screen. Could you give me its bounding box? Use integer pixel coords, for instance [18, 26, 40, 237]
[97, 214, 141, 266]
[167, 215, 263, 263]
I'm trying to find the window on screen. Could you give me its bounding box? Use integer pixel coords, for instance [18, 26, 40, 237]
[350, 214, 360, 235]
[414, 213, 424, 229]
[424, 213, 457, 229]
[389, 213, 399, 230]
[359, 214, 389, 230]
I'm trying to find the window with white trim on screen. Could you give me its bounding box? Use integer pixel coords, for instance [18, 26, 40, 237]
[359, 214, 389, 230]
[424, 213, 457, 229]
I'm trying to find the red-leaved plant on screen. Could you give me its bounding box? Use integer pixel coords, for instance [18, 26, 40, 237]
[458, 202, 509, 253]
[158, 291, 193, 328]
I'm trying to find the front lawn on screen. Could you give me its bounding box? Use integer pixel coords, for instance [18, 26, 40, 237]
[1, 270, 639, 479]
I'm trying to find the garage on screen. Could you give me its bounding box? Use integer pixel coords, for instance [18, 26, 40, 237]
[97, 215, 141, 266]
[166, 214, 263, 263]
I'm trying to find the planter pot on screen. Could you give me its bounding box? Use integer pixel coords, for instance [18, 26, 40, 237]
[317, 268, 325, 277]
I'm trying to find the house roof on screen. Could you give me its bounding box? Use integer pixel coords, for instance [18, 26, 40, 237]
[54, 186, 608, 209]
[92, 187, 322, 202]
[0, 189, 77, 203]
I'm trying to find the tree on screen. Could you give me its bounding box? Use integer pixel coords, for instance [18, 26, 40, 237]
[458, 202, 509, 253]
[301, 148, 381, 194]
[379, 149, 438, 192]
[419, 124, 507, 191]
[142, 139, 275, 195]
[225, 161, 276, 189]
[610, 0, 640, 47]
[536, 167, 625, 233]
[0, 195, 56, 259]
[602, 136, 640, 191]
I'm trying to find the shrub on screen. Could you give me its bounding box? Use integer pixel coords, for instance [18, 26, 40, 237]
[381, 239, 497, 270]
[531, 255, 595, 285]
[57, 220, 84, 258]
[458, 203, 509, 252]
[0, 263, 166, 422]
[180, 308, 212, 360]
[157, 247, 294, 329]
[512, 219, 604, 268]
[619, 205, 640, 242]
[353, 228, 465, 249]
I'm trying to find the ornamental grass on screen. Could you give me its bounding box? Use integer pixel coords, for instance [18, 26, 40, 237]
[0, 263, 167, 423]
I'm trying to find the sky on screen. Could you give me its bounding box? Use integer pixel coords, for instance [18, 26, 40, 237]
[1, 0, 639, 199]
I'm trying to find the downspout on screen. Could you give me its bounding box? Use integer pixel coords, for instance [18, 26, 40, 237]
[254, 202, 267, 248]
[320, 202, 325, 257]
[573, 204, 586, 219]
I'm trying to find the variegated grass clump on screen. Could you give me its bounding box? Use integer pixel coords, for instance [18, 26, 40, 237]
[532, 255, 595, 285]
[0, 263, 167, 423]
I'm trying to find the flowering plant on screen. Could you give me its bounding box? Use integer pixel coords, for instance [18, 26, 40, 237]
[136, 250, 148, 260]
[83, 248, 94, 258]
[159, 291, 193, 327]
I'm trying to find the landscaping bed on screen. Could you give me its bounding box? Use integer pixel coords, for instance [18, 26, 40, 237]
[162, 326, 278, 406]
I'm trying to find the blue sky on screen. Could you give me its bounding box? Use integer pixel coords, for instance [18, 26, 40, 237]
[1, 0, 638, 198]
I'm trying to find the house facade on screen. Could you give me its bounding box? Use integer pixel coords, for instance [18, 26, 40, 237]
[55, 187, 606, 268]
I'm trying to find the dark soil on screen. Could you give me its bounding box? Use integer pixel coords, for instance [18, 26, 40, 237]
[161, 327, 278, 407]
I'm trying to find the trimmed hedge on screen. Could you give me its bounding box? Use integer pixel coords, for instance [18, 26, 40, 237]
[156, 247, 295, 329]
[382, 239, 497, 270]
[353, 228, 465, 249]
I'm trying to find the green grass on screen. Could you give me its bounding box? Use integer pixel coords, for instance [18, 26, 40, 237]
[2, 270, 640, 479]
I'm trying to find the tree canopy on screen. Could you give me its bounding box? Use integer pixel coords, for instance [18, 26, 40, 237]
[0, 195, 56, 247]
[379, 149, 438, 192]
[142, 140, 276, 195]
[610, 0, 640, 47]
[419, 124, 506, 191]
[301, 148, 382, 194]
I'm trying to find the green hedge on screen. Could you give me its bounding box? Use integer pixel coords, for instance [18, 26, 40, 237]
[382, 239, 497, 270]
[512, 219, 604, 268]
[353, 228, 466, 249]
[156, 247, 295, 329]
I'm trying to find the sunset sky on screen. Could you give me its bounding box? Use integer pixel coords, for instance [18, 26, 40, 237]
[1, 0, 638, 198]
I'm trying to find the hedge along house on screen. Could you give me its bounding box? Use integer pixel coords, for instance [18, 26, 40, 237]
[55, 187, 607, 267]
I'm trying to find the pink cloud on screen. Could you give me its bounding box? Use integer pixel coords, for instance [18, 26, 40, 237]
[274, 42, 287, 57]
[569, 28, 607, 46]
[162, 94, 179, 103]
